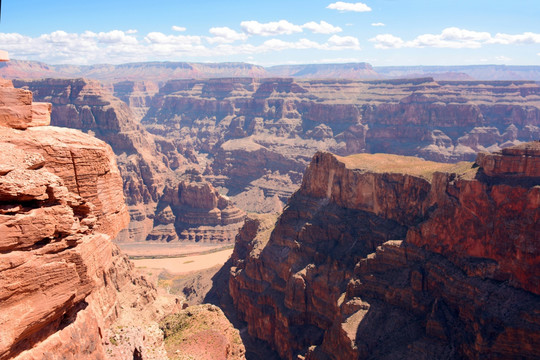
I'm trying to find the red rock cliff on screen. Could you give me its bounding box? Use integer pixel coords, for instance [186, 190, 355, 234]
[229, 143, 540, 359]
[0, 78, 155, 359]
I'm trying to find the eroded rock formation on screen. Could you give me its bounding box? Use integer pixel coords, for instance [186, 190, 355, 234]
[0, 78, 157, 359]
[14, 77, 540, 244]
[149, 175, 245, 243]
[228, 143, 540, 359]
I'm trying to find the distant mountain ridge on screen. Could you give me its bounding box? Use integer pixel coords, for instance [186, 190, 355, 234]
[2, 59, 540, 81]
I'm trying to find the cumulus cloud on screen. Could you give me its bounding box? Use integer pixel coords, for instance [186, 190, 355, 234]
[94, 30, 138, 44]
[369, 34, 405, 49]
[491, 32, 540, 45]
[370, 27, 540, 49]
[240, 20, 302, 36]
[126, 29, 138, 34]
[371, 22, 385, 27]
[0, 29, 362, 64]
[327, 35, 360, 49]
[144, 32, 201, 45]
[303, 21, 342, 34]
[327, 2, 372, 12]
[172, 26, 187, 32]
[207, 27, 248, 43]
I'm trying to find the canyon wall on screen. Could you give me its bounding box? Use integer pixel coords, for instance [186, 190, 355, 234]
[228, 143, 540, 359]
[15, 77, 540, 244]
[0, 78, 161, 359]
[15, 78, 247, 243]
[3, 60, 540, 81]
[142, 77, 540, 210]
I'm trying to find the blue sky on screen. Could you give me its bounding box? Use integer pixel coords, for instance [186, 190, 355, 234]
[1, 0, 539, 66]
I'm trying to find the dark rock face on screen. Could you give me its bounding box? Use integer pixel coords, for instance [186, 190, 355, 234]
[228, 143, 540, 359]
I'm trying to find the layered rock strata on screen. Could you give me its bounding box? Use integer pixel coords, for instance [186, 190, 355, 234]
[14, 77, 540, 241]
[142, 77, 539, 213]
[14, 79, 187, 242]
[149, 175, 245, 242]
[0, 78, 157, 359]
[229, 143, 540, 359]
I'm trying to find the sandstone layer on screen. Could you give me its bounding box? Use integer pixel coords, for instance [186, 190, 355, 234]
[15, 77, 540, 243]
[0, 79, 158, 360]
[149, 175, 245, 243]
[228, 143, 540, 359]
[16, 79, 248, 243]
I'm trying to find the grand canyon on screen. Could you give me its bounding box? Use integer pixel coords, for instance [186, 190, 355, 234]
[1, 51, 539, 360]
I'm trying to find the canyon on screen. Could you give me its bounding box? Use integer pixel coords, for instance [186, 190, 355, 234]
[3, 60, 540, 82]
[14, 76, 540, 244]
[3, 57, 539, 359]
[0, 61, 242, 360]
[0, 76, 159, 359]
[228, 142, 540, 359]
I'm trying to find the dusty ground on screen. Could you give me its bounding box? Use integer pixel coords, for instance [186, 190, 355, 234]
[117, 242, 227, 257]
[132, 249, 233, 274]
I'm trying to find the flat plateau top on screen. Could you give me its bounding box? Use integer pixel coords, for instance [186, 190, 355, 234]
[337, 153, 475, 181]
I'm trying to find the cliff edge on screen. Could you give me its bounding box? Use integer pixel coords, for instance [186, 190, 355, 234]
[0, 76, 158, 359]
[229, 142, 540, 359]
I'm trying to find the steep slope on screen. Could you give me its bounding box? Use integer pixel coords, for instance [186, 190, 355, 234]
[228, 143, 540, 359]
[14, 77, 540, 240]
[0, 78, 159, 359]
[15, 79, 248, 243]
[142, 77, 540, 212]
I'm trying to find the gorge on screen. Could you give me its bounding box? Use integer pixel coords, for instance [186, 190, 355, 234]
[13, 75, 540, 244]
[1, 57, 539, 359]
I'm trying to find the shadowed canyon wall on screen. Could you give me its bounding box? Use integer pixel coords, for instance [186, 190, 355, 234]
[228, 143, 540, 359]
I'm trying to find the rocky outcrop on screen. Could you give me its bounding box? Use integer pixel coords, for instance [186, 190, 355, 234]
[13, 78, 188, 242]
[140, 77, 540, 214]
[149, 175, 245, 243]
[0, 78, 157, 359]
[228, 143, 540, 359]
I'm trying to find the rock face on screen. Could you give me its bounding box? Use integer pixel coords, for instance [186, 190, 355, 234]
[142, 77, 540, 213]
[0, 79, 156, 359]
[228, 143, 540, 359]
[14, 77, 540, 243]
[149, 175, 245, 242]
[14, 78, 189, 242]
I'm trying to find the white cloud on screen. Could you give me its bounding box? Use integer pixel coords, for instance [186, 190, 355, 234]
[126, 29, 138, 34]
[491, 32, 540, 45]
[327, 2, 372, 12]
[144, 32, 201, 45]
[327, 35, 360, 49]
[240, 20, 303, 36]
[207, 27, 248, 43]
[172, 26, 187, 32]
[371, 23, 385, 27]
[259, 38, 321, 51]
[303, 21, 342, 34]
[370, 34, 405, 49]
[370, 27, 540, 49]
[1, 29, 363, 64]
[495, 55, 511, 62]
[95, 30, 138, 44]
